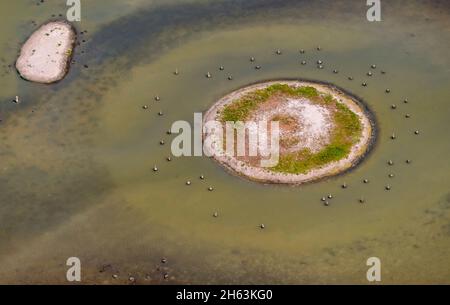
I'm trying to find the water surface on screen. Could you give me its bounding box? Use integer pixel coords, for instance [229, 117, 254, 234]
[0, 0, 449, 284]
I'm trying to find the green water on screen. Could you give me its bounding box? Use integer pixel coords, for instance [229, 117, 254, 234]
[0, 0, 449, 284]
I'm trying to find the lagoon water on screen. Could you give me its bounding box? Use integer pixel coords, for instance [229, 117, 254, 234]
[0, 0, 449, 284]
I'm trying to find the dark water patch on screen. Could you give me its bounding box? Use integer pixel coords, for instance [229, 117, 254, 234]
[84, 0, 450, 70]
[0, 161, 114, 257]
[420, 192, 450, 233]
[87, 0, 301, 65]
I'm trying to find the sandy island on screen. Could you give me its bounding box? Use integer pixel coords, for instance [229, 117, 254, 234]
[16, 21, 76, 84]
[203, 80, 375, 184]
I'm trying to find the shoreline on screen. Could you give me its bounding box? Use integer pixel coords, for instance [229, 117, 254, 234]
[203, 80, 376, 185]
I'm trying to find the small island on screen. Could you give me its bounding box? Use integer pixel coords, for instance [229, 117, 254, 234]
[203, 80, 375, 184]
[16, 21, 76, 84]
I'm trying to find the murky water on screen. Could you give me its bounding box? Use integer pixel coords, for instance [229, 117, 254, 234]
[0, 0, 449, 284]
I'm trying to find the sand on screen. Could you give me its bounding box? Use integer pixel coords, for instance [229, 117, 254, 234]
[16, 21, 76, 84]
[250, 97, 333, 153]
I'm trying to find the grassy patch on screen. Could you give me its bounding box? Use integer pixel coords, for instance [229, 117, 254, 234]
[273, 144, 351, 174]
[221, 84, 318, 122]
[323, 94, 334, 104]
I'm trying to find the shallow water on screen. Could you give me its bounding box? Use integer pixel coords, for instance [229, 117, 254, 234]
[0, 0, 449, 284]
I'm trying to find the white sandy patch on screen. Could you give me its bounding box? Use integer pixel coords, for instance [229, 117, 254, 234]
[16, 21, 76, 84]
[252, 98, 332, 153]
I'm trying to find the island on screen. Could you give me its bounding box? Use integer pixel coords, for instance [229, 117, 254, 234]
[16, 21, 76, 84]
[203, 80, 375, 184]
